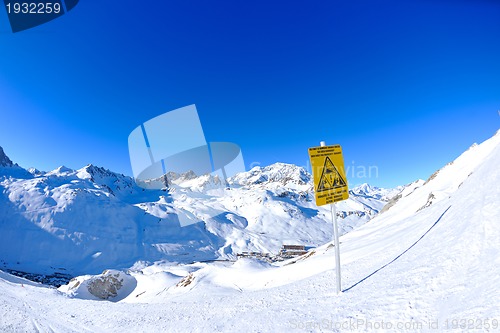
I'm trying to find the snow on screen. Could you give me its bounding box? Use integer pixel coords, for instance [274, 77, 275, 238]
[0, 130, 499, 332]
[0, 156, 396, 276]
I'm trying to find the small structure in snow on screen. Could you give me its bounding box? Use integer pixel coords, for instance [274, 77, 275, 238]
[279, 245, 307, 258]
[237, 244, 309, 262]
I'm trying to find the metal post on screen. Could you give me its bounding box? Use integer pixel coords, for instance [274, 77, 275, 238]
[331, 202, 341, 294]
[321, 141, 341, 294]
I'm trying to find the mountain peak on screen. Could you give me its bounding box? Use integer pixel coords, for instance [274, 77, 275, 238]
[79, 164, 108, 177]
[230, 162, 311, 186]
[47, 165, 74, 176]
[0, 146, 14, 167]
[352, 183, 374, 193]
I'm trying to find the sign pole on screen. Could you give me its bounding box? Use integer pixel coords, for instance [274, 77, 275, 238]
[320, 141, 342, 295]
[331, 200, 342, 294]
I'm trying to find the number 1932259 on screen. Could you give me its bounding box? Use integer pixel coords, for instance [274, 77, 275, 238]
[6, 2, 62, 14]
[444, 318, 498, 330]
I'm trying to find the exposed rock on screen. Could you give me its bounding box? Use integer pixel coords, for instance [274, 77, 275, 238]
[176, 273, 194, 287]
[87, 270, 127, 299]
[0, 146, 14, 167]
[380, 194, 402, 214]
[417, 192, 436, 212]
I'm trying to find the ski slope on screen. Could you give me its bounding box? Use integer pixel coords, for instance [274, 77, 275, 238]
[0, 130, 498, 332]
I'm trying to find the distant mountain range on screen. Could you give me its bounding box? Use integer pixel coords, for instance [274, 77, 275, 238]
[1, 130, 499, 332]
[0, 147, 412, 276]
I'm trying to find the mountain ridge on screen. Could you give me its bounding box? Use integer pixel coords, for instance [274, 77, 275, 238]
[8, 129, 496, 333]
[0, 148, 402, 276]
[0, 146, 14, 168]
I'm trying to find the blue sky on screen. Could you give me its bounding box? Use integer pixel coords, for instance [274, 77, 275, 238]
[0, 0, 499, 188]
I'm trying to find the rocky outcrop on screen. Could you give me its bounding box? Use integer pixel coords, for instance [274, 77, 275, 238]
[0, 146, 14, 167]
[87, 270, 132, 300]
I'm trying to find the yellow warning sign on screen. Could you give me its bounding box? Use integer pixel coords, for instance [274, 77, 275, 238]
[308, 144, 349, 206]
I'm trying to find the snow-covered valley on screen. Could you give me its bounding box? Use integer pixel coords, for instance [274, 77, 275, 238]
[0, 130, 499, 332]
[0, 150, 399, 277]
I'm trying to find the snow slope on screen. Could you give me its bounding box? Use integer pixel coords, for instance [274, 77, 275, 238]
[0, 130, 498, 332]
[0, 151, 398, 276]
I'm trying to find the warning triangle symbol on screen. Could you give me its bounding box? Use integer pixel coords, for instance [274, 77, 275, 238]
[317, 156, 347, 192]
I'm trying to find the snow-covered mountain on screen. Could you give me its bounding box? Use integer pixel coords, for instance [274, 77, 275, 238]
[0, 147, 14, 167]
[0, 149, 401, 276]
[0, 130, 498, 332]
